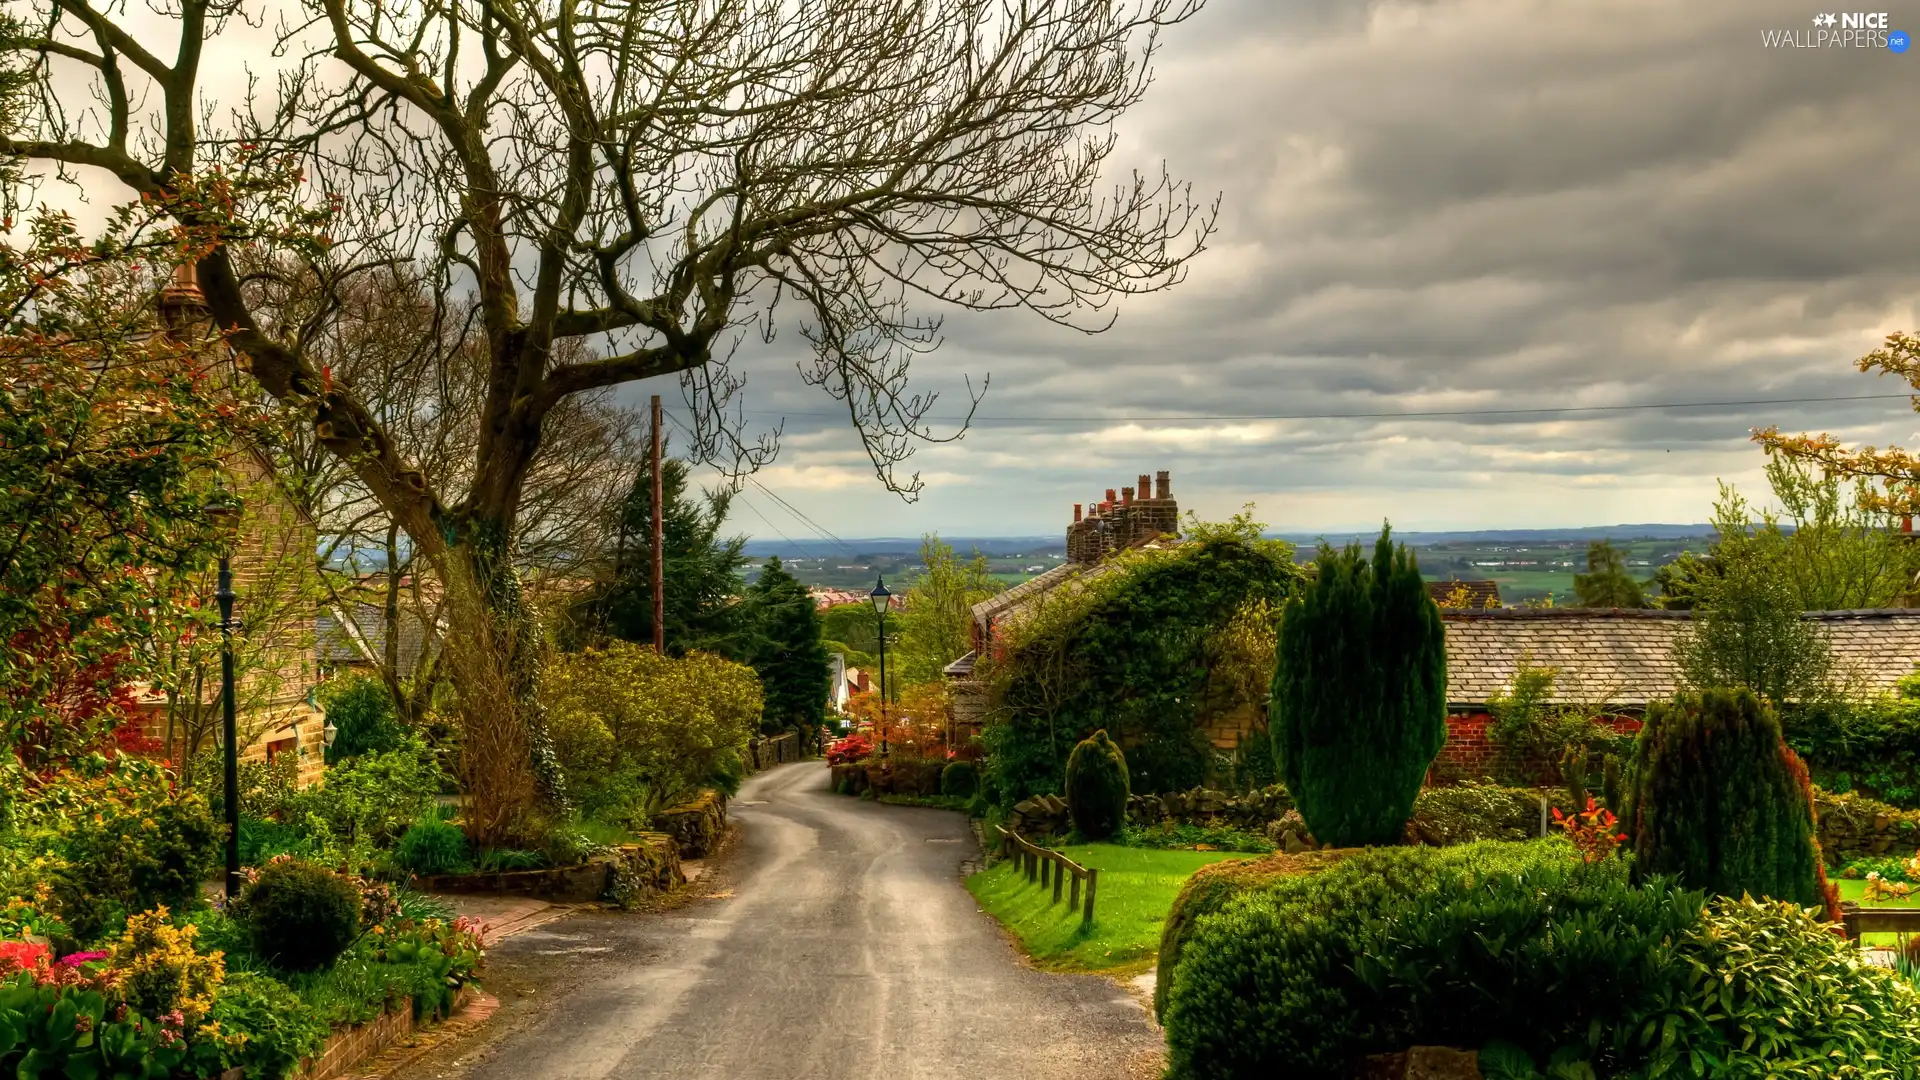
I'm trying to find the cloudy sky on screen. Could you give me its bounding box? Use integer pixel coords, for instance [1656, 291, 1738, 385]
[698, 0, 1920, 541]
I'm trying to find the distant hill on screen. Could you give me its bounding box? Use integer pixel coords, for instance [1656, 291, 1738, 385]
[741, 536, 1063, 559]
[743, 526, 1717, 558]
[1267, 524, 1717, 546]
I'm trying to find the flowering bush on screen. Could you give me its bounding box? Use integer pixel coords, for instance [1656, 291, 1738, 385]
[0, 888, 66, 945]
[1551, 797, 1627, 863]
[827, 733, 875, 766]
[110, 908, 225, 1030]
[1866, 871, 1917, 902]
[369, 916, 485, 1019]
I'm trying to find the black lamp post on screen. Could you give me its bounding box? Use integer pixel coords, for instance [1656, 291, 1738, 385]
[869, 576, 891, 759]
[205, 497, 242, 899]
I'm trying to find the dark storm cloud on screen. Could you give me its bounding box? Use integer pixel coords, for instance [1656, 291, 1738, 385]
[705, 0, 1920, 535]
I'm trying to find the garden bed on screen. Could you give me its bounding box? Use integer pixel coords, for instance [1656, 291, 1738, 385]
[417, 835, 683, 904]
[295, 984, 475, 1080]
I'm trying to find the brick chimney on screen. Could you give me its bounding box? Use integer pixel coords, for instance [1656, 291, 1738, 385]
[1156, 471, 1171, 500]
[158, 262, 208, 340]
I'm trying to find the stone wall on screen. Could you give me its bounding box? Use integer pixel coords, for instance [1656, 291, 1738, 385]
[1816, 789, 1920, 866]
[831, 760, 947, 797]
[654, 790, 728, 859]
[419, 832, 684, 902]
[745, 730, 806, 773]
[1006, 784, 1295, 838]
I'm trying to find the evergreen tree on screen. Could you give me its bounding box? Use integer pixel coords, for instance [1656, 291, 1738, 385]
[748, 557, 831, 735]
[1625, 688, 1828, 913]
[1271, 525, 1447, 847]
[1573, 540, 1648, 608]
[590, 453, 751, 658]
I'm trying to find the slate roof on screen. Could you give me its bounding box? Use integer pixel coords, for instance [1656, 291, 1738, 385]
[968, 538, 1183, 639]
[1442, 608, 1920, 708]
[316, 602, 436, 673]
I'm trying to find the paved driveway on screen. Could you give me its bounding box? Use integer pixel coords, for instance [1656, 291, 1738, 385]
[450, 761, 1161, 1080]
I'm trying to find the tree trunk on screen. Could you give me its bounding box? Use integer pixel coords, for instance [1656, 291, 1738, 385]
[435, 515, 570, 847]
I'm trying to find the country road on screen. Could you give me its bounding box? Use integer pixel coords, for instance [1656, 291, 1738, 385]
[426, 761, 1162, 1080]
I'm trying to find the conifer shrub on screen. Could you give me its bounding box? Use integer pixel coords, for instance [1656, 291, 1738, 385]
[1624, 687, 1826, 911]
[240, 859, 363, 972]
[940, 760, 979, 799]
[1064, 730, 1129, 840]
[1271, 526, 1447, 846]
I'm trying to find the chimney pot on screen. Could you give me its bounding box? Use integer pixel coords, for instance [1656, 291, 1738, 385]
[1122, 486, 1134, 505]
[1155, 470, 1171, 500]
[1138, 474, 1152, 499]
[1105, 488, 1117, 504]
[1074, 503, 1083, 523]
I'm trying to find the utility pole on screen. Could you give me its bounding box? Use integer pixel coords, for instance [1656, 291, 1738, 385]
[651, 394, 665, 654]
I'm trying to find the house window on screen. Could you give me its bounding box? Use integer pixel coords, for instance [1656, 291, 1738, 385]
[265, 737, 297, 764]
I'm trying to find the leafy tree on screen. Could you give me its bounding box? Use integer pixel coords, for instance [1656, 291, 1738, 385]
[1572, 540, 1647, 608]
[984, 512, 1301, 801]
[3, 0, 1214, 820]
[542, 643, 762, 823]
[894, 535, 1002, 687]
[1651, 551, 1718, 610]
[1673, 485, 1834, 704]
[587, 452, 751, 658]
[0, 179, 265, 787]
[820, 604, 884, 659]
[1759, 331, 1920, 522]
[748, 558, 831, 736]
[318, 675, 409, 763]
[1271, 525, 1447, 847]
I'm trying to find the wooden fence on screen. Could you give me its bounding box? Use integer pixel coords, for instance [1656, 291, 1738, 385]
[996, 825, 1098, 928]
[1840, 901, 1920, 942]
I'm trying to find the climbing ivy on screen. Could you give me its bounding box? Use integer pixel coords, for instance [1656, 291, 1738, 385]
[979, 511, 1304, 803]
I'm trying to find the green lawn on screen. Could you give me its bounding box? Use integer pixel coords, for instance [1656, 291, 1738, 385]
[1836, 877, 1920, 948]
[966, 843, 1251, 974]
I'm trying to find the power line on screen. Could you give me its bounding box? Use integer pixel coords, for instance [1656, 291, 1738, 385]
[737, 391, 1919, 425]
[659, 409, 855, 557]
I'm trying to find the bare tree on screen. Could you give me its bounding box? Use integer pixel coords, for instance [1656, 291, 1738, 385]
[3, 0, 1215, 823]
[245, 258, 643, 723]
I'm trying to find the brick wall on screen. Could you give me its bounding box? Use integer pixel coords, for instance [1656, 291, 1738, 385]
[1430, 711, 1644, 785]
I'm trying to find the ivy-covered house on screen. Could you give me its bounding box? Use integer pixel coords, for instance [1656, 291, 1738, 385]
[951, 473, 1310, 798]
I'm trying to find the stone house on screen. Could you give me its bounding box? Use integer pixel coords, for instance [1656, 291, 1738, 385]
[122, 268, 329, 786]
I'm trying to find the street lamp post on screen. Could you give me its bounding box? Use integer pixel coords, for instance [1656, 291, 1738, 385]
[869, 576, 891, 759]
[206, 499, 243, 899]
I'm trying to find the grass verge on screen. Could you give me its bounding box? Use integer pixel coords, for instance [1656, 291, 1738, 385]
[966, 842, 1251, 974]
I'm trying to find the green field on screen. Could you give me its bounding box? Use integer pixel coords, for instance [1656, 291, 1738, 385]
[965, 843, 1251, 974]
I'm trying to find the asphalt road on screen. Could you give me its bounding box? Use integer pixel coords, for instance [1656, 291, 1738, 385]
[447, 762, 1161, 1080]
